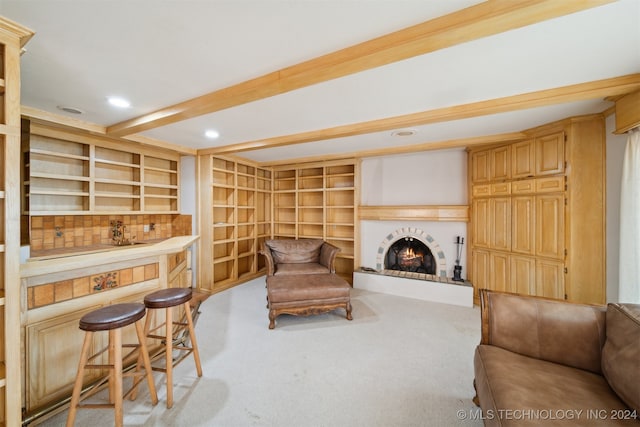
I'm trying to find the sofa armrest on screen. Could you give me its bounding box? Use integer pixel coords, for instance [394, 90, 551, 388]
[319, 242, 341, 273]
[479, 289, 607, 374]
[259, 242, 276, 276]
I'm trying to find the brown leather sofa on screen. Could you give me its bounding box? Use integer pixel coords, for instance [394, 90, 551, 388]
[260, 239, 352, 329]
[474, 290, 639, 426]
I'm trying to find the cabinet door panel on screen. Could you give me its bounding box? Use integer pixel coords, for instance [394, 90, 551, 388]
[472, 184, 490, 198]
[536, 194, 565, 259]
[511, 179, 535, 194]
[535, 132, 564, 176]
[471, 150, 491, 183]
[535, 259, 565, 300]
[472, 249, 490, 291]
[26, 306, 104, 412]
[490, 197, 511, 251]
[490, 146, 511, 181]
[472, 199, 490, 248]
[512, 196, 535, 255]
[490, 182, 511, 196]
[490, 252, 511, 293]
[510, 255, 536, 296]
[512, 139, 535, 178]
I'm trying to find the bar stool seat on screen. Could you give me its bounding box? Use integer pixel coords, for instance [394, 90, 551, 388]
[67, 303, 158, 427]
[139, 288, 202, 409]
[145, 288, 192, 309]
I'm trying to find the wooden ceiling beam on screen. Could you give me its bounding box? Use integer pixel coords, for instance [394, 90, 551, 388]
[199, 73, 640, 156]
[106, 0, 613, 137]
[257, 132, 527, 167]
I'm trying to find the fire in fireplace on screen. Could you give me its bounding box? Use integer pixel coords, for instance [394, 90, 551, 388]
[384, 237, 436, 274]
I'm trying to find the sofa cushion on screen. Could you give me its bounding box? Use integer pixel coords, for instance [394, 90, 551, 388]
[265, 239, 324, 264]
[474, 345, 633, 427]
[483, 291, 606, 374]
[602, 303, 640, 413]
[274, 263, 330, 276]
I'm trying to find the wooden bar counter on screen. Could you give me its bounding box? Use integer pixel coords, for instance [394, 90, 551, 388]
[19, 235, 199, 420]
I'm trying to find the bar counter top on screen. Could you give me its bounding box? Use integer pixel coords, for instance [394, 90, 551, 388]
[21, 235, 199, 278]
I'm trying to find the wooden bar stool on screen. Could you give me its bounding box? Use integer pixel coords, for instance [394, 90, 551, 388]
[66, 303, 158, 427]
[141, 288, 202, 408]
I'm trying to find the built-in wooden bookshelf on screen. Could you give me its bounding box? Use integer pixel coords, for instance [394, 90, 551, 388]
[199, 155, 272, 292]
[0, 16, 34, 426]
[198, 156, 358, 291]
[23, 123, 180, 215]
[272, 160, 359, 283]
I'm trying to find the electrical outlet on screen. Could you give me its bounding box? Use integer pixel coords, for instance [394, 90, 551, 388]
[143, 224, 150, 233]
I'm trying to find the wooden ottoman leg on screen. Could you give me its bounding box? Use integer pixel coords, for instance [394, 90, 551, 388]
[346, 301, 353, 321]
[268, 309, 277, 329]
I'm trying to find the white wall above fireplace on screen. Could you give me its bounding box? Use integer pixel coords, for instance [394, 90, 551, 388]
[361, 149, 467, 205]
[360, 149, 468, 279]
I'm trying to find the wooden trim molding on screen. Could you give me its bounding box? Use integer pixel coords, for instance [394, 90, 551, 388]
[614, 89, 640, 134]
[359, 205, 469, 222]
[106, 0, 614, 138]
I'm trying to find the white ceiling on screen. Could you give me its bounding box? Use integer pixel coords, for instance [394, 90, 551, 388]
[2, 0, 639, 163]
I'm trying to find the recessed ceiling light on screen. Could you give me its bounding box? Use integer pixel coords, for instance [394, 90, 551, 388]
[391, 129, 417, 137]
[107, 96, 131, 108]
[205, 129, 220, 139]
[56, 105, 83, 114]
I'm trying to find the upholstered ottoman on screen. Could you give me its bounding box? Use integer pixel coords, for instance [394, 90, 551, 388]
[266, 273, 353, 329]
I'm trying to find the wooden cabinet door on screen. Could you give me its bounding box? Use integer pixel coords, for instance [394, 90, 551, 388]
[26, 306, 104, 412]
[510, 255, 536, 295]
[471, 150, 491, 183]
[490, 146, 511, 181]
[490, 251, 511, 293]
[535, 259, 565, 299]
[511, 139, 535, 178]
[536, 194, 565, 259]
[535, 132, 565, 176]
[490, 197, 511, 251]
[512, 196, 534, 255]
[472, 249, 490, 291]
[472, 198, 490, 248]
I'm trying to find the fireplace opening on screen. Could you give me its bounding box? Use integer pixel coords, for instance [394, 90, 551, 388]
[384, 237, 436, 274]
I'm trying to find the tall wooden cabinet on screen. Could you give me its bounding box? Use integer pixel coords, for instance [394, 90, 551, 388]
[468, 115, 605, 305]
[0, 17, 33, 425]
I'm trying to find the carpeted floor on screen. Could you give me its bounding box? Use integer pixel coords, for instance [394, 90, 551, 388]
[41, 278, 484, 427]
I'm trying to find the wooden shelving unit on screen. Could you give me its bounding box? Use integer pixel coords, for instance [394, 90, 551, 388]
[23, 123, 180, 215]
[272, 160, 359, 284]
[198, 157, 358, 291]
[0, 16, 34, 426]
[199, 155, 272, 292]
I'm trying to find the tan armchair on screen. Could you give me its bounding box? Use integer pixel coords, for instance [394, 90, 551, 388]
[260, 238, 340, 276]
[258, 238, 351, 329]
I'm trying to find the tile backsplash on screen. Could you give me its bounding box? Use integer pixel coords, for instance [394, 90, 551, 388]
[29, 214, 192, 251]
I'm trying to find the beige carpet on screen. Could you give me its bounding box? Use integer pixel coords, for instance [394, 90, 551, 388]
[41, 277, 483, 426]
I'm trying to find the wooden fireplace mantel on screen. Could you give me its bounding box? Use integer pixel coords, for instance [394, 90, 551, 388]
[358, 205, 469, 222]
